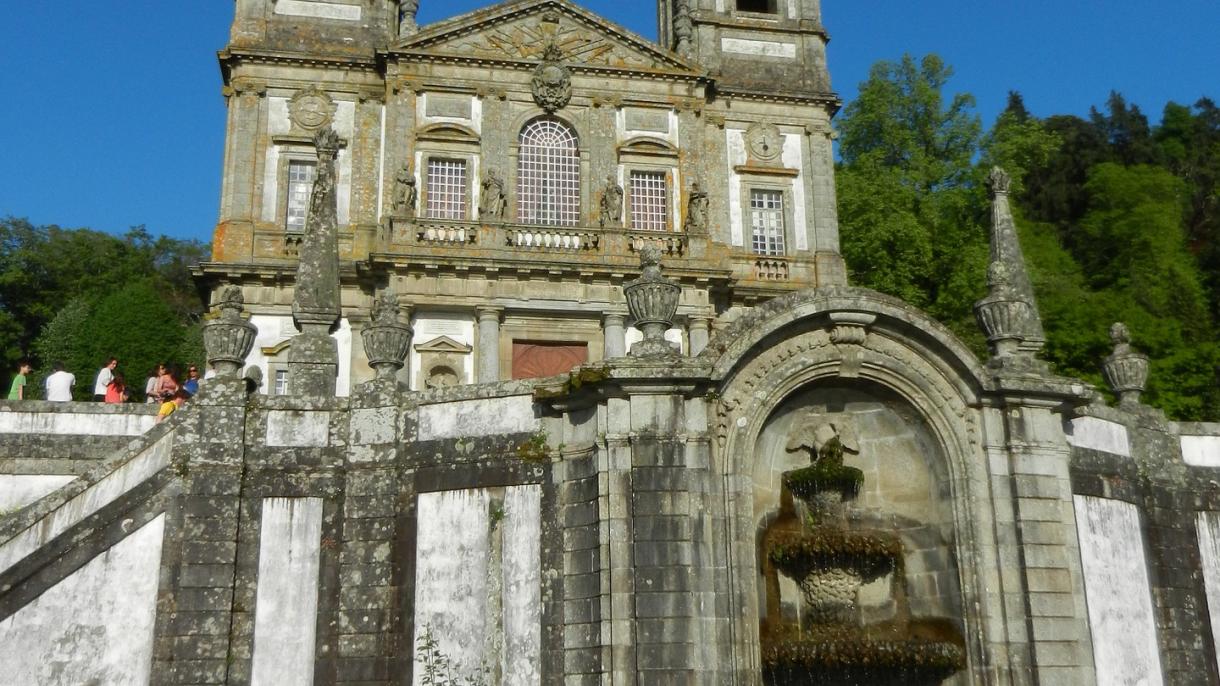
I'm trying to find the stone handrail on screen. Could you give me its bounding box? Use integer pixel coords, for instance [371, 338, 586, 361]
[0, 401, 158, 437]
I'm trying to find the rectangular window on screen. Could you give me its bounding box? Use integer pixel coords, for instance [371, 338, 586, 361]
[286, 161, 316, 233]
[425, 158, 467, 220]
[750, 189, 785, 255]
[274, 369, 289, 396]
[629, 171, 668, 231]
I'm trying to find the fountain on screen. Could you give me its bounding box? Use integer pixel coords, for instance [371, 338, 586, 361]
[760, 421, 966, 686]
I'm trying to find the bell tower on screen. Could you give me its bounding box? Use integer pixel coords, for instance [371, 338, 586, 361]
[659, 0, 832, 98]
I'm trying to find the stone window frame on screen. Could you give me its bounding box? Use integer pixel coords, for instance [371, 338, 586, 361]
[276, 148, 321, 234]
[739, 180, 795, 256]
[617, 137, 681, 233]
[413, 124, 482, 225]
[507, 113, 591, 227]
[422, 157, 469, 220]
[733, 0, 781, 16]
[620, 164, 678, 233]
[415, 150, 477, 223]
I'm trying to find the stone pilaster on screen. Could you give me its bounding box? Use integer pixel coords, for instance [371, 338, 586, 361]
[150, 377, 248, 686]
[476, 307, 503, 383]
[993, 395, 1097, 684]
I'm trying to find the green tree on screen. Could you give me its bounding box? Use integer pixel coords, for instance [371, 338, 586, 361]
[30, 298, 93, 399]
[836, 54, 987, 346]
[0, 217, 208, 372]
[81, 280, 188, 401]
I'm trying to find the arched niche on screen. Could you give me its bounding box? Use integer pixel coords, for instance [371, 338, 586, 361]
[753, 380, 963, 639]
[707, 288, 999, 683]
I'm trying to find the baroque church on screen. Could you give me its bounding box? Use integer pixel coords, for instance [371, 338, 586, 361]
[2, 0, 1220, 684]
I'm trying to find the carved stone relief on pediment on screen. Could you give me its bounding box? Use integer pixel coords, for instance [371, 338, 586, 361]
[406, 7, 689, 72]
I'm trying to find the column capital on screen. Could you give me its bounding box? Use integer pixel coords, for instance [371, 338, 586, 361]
[602, 310, 629, 325]
[475, 306, 504, 323]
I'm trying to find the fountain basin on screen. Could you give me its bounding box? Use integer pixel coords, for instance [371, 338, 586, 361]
[762, 633, 965, 686]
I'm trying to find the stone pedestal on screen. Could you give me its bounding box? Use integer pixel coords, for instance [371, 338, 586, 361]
[288, 331, 339, 397]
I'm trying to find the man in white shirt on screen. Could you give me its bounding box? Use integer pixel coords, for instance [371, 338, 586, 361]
[93, 357, 118, 401]
[45, 362, 76, 402]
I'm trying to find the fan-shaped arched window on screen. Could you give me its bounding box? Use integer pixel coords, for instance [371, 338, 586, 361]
[517, 118, 580, 226]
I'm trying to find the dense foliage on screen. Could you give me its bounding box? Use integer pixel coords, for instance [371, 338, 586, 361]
[0, 218, 208, 400]
[837, 57, 1220, 420]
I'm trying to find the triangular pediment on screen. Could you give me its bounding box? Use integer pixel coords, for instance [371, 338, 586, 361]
[394, 0, 699, 75]
[414, 335, 473, 354]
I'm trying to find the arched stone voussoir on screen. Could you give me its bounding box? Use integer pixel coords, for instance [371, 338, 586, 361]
[703, 285, 989, 398]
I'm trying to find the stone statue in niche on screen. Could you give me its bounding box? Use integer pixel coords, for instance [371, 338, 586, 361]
[599, 176, 623, 228]
[683, 181, 709, 234]
[391, 164, 417, 216]
[399, 0, 419, 36]
[531, 44, 572, 113]
[479, 168, 507, 221]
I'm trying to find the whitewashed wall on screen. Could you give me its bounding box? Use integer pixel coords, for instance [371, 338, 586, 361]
[251, 498, 324, 686]
[1074, 495, 1164, 685]
[0, 514, 165, 685]
[413, 486, 541, 685]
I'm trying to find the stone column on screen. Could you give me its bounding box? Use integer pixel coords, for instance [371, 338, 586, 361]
[687, 316, 712, 356]
[603, 312, 627, 359]
[476, 307, 503, 383]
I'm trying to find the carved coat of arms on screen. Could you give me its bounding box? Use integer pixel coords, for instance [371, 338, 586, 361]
[531, 44, 572, 113]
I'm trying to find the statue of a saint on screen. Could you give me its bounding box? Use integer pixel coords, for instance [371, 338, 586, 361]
[683, 181, 709, 234]
[600, 175, 623, 228]
[479, 168, 507, 221]
[392, 165, 417, 216]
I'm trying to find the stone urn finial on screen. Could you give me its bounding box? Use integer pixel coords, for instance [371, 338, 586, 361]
[624, 245, 680, 357]
[362, 291, 412, 380]
[1102, 322, 1149, 408]
[203, 285, 258, 377]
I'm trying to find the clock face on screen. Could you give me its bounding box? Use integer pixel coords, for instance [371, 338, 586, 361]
[747, 122, 783, 162]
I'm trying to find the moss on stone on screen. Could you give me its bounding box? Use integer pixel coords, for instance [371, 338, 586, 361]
[761, 632, 966, 686]
[768, 529, 903, 582]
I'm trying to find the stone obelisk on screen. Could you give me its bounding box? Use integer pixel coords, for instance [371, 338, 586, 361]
[287, 127, 342, 396]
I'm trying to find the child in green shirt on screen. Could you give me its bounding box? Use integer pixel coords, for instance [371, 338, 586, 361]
[7, 361, 32, 400]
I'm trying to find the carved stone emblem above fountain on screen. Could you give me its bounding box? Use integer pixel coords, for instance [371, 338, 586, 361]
[531, 44, 572, 113]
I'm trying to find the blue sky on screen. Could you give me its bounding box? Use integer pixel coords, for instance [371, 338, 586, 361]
[1, 1, 1216, 244]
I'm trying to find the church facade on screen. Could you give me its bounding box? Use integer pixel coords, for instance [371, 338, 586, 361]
[204, 0, 843, 394]
[2, 1, 1220, 685]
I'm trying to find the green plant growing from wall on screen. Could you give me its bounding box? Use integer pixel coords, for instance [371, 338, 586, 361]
[415, 626, 489, 686]
[516, 430, 550, 462]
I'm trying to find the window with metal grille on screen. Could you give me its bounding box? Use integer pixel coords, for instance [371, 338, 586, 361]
[517, 119, 580, 226]
[286, 161, 316, 232]
[629, 171, 668, 231]
[750, 189, 785, 255]
[425, 158, 468, 220]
